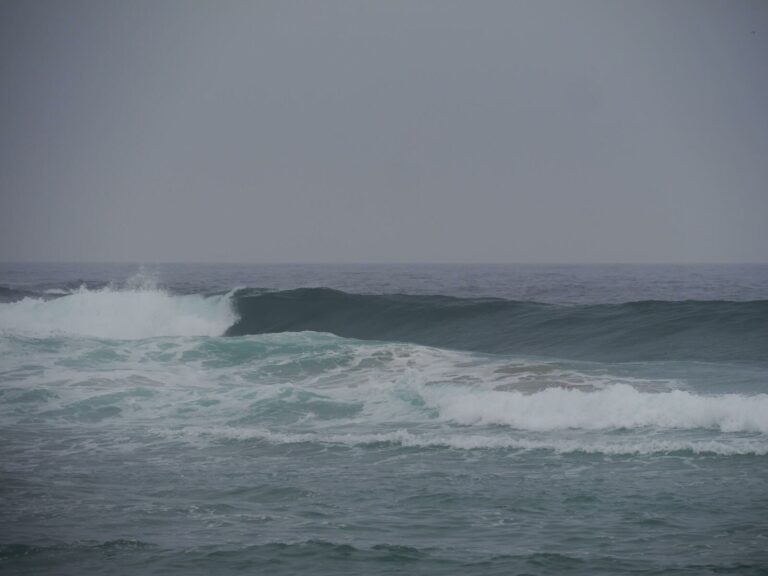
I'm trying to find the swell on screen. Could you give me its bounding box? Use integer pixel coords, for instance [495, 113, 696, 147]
[227, 288, 768, 362]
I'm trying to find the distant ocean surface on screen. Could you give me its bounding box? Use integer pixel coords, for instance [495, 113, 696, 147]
[1, 263, 767, 575]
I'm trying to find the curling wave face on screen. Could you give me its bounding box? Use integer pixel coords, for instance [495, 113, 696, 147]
[227, 288, 768, 362]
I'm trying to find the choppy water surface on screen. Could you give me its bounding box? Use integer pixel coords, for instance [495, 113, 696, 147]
[1, 264, 767, 575]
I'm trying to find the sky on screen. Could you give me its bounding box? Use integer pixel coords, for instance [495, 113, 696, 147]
[1, 0, 766, 263]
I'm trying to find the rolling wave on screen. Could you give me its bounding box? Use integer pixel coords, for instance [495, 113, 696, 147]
[1, 285, 766, 362]
[227, 288, 768, 362]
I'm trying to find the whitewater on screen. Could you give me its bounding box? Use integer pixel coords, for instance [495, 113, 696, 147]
[1, 263, 767, 575]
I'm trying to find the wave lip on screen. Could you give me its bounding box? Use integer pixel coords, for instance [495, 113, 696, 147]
[0, 285, 237, 340]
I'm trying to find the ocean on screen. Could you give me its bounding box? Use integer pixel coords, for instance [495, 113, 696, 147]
[1, 263, 767, 575]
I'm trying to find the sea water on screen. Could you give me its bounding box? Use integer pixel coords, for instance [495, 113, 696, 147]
[1, 263, 767, 575]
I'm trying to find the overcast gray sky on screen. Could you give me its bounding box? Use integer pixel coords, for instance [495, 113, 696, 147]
[1, 0, 766, 263]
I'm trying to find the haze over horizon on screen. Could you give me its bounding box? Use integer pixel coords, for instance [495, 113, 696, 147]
[1, 0, 766, 264]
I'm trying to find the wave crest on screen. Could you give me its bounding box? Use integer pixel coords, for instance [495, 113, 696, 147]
[0, 284, 236, 339]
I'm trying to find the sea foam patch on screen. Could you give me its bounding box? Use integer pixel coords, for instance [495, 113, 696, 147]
[424, 383, 768, 433]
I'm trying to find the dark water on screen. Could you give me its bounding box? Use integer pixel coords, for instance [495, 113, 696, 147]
[1, 263, 767, 575]
[226, 288, 768, 362]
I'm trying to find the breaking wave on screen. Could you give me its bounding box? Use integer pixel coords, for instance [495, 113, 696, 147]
[0, 284, 236, 339]
[1, 284, 767, 362]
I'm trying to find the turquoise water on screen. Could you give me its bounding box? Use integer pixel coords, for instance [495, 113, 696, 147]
[1, 264, 767, 575]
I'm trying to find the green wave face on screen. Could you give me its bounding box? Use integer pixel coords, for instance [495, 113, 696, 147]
[228, 288, 768, 362]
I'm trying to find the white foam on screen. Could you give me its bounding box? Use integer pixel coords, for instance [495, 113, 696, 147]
[0, 285, 237, 340]
[2, 325, 766, 457]
[423, 383, 768, 433]
[179, 427, 768, 456]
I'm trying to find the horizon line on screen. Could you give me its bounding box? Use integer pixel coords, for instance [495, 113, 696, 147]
[2, 260, 767, 267]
